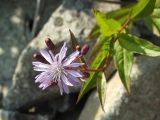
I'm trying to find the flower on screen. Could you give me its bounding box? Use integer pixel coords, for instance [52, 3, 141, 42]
[32, 42, 84, 95]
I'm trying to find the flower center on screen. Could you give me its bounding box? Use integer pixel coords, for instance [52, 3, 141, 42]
[52, 62, 63, 78]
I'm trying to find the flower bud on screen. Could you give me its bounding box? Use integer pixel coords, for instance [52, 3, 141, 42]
[45, 37, 55, 50]
[76, 45, 81, 51]
[82, 72, 90, 78]
[32, 53, 46, 63]
[80, 44, 89, 55]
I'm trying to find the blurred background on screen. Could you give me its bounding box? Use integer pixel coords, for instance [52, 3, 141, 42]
[1, 0, 160, 120]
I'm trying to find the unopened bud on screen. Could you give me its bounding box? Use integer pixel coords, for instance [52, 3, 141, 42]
[80, 44, 89, 55]
[76, 45, 81, 51]
[33, 53, 46, 63]
[45, 38, 55, 50]
[82, 72, 90, 78]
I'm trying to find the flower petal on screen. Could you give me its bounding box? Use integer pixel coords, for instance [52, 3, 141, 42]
[61, 74, 73, 86]
[59, 42, 67, 62]
[55, 53, 59, 61]
[67, 74, 82, 86]
[66, 70, 83, 77]
[63, 71, 82, 86]
[40, 49, 53, 64]
[35, 72, 52, 83]
[62, 81, 69, 94]
[39, 83, 49, 90]
[33, 62, 50, 71]
[64, 63, 84, 67]
[58, 79, 63, 95]
[49, 50, 56, 61]
[63, 50, 79, 66]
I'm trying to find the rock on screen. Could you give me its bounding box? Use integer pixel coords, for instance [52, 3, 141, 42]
[0, 0, 36, 88]
[0, 109, 49, 120]
[3, 0, 94, 111]
[0, 0, 62, 93]
[79, 56, 160, 120]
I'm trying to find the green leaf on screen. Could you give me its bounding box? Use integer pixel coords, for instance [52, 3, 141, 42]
[88, 0, 156, 41]
[144, 17, 160, 36]
[87, 6, 133, 40]
[144, 8, 160, 36]
[155, 0, 160, 8]
[97, 72, 107, 111]
[94, 9, 121, 36]
[77, 36, 111, 102]
[89, 35, 110, 64]
[131, 0, 156, 18]
[86, 25, 100, 40]
[152, 8, 160, 18]
[106, 4, 134, 24]
[152, 18, 160, 34]
[118, 33, 160, 56]
[114, 41, 133, 93]
[106, 5, 133, 20]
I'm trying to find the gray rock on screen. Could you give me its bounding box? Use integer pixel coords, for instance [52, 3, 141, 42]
[79, 56, 160, 120]
[0, 0, 36, 88]
[3, 0, 94, 111]
[0, 0, 62, 92]
[0, 109, 49, 120]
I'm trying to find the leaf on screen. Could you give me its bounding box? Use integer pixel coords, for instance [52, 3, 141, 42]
[93, 9, 121, 36]
[144, 17, 160, 36]
[118, 33, 160, 56]
[87, 0, 156, 41]
[114, 41, 133, 93]
[155, 0, 160, 8]
[77, 36, 111, 102]
[131, 0, 156, 18]
[89, 35, 110, 64]
[97, 72, 107, 111]
[144, 8, 160, 36]
[152, 8, 160, 18]
[86, 25, 100, 40]
[87, 6, 132, 40]
[106, 5, 133, 20]
[152, 18, 160, 34]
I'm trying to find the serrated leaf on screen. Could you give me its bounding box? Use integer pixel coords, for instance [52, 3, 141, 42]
[118, 33, 160, 56]
[77, 36, 111, 102]
[114, 41, 133, 93]
[97, 72, 107, 112]
[94, 9, 121, 36]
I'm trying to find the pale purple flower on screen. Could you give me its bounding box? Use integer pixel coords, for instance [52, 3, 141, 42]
[32, 42, 84, 95]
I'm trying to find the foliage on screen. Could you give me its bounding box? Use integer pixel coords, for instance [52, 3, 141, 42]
[75, 0, 160, 111]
